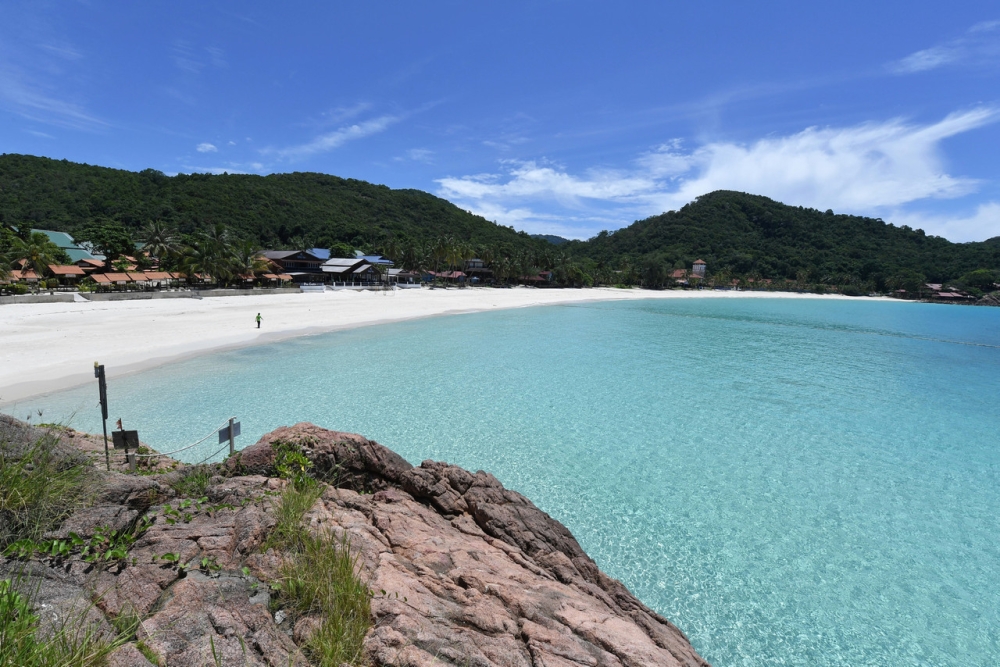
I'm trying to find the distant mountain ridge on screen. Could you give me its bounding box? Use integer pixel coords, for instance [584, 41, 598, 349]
[569, 191, 1000, 284]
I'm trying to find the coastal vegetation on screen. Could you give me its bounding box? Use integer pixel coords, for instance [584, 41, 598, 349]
[0, 430, 130, 666]
[2, 153, 998, 294]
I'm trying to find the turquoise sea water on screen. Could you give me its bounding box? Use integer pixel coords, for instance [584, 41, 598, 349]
[7, 297, 1000, 666]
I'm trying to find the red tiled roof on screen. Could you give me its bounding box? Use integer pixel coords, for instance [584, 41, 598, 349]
[48, 264, 86, 276]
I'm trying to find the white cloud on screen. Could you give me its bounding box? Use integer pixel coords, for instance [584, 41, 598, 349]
[892, 47, 959, 73]
[266, 115, 399, 159]
[405, 148, 433, 162]
[892, 202, 1000, 243]
[663, 107, 996, 211]
[436, 108, 1000, 241]
[889, 20, 1000, 73]
[196, 142, 217, 153]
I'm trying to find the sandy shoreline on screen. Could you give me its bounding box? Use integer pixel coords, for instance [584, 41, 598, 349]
[0, 286, 871, 403]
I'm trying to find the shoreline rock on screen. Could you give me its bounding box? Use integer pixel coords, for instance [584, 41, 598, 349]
[1, 417, 710, 666]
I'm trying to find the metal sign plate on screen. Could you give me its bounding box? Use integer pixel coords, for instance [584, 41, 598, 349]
[218, 421, 241, 443]
[111, 430, 139, 450]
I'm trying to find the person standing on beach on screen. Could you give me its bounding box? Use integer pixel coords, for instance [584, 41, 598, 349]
[255, 313, 262, 329]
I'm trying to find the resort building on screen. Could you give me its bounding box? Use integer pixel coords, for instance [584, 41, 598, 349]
[32, 229, 104, 263]
[692, 259, 707, 277]
[263, 250, 326, 283]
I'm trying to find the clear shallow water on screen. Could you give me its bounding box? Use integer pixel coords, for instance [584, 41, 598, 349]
[7, 297, 1000, 666]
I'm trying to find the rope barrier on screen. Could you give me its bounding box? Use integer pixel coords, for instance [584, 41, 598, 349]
[133, 416, 236, 458]
[193, 440, 234, 465]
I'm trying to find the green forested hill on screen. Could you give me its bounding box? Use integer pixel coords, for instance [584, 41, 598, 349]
[2, 155, 998, 289]
[0, 153, 536, 250]
[569, 191, 1000, 285]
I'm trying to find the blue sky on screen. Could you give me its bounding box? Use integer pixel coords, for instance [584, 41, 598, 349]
[1, 1, 998, 241]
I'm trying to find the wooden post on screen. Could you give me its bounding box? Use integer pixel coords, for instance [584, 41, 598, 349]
[228, 417, 235, 456]
[95, 362, 110, 472]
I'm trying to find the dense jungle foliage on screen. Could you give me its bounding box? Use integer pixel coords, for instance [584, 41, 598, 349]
[2, 154, 998, 292]
[0, 153, 541, 252]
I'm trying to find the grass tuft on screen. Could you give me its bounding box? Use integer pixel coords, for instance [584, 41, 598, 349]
[276, 532, 372, 666]
[0, 576, 129, 666]
[0, 434, 90, 550]
[263, 440, 372, 665]
[170, 465, 212, 498]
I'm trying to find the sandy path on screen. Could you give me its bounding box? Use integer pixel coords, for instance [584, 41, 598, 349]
[0, 287, 863, 402]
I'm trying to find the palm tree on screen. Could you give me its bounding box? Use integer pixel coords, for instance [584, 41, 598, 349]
[8, 232, 60, 280]
[230, 239, 269, 282]
[178, 239, 219, 286]
[140, 221, 179, 265]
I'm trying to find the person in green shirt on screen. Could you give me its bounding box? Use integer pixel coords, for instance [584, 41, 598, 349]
[255, 313, 262, 329]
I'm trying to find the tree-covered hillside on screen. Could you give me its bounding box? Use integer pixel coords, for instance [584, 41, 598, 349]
[569, 191, 1000, 286]
[0, 153, 539, 251]
[2, 155, 998, 292]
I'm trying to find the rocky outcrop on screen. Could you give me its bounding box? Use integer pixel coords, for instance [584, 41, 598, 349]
[231, 423, 708, 666]
[1, 420, 709, 666]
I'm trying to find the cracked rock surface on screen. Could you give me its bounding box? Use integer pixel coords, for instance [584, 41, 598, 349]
[1, 418, 709, 666]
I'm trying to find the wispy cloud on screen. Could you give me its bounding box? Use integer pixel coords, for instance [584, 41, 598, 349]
[0, 62, 105, 129]
[321, 102, 372, 125]
[172, 41, 204, 74]
[196, 142, 218, 153]
[437, 108, 1000, 240]
[889, 20, 1000, 73]
[36, 42, 82, 60]
[394, 148, 434, 163]
[24, 129, 54, 139]
[265, 114, 400, 159]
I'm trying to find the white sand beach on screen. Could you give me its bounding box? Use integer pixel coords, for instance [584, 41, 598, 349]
[0, 287, 866, 402]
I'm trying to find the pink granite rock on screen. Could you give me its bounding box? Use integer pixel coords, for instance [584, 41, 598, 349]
[1, 418, 709, 667]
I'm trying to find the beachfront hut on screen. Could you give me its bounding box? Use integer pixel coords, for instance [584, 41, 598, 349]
[75, 258, 105, 273]
[429, 270, 466, 284]
[262, 272, 293, 285]
[103, 272, 133, 288]
[5, 269, 40, 284]
[141, 271, 177, 288]
[692, 259, 707, 277]
[47, 264, 86, 285]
